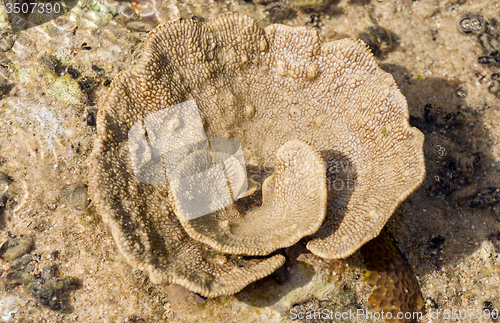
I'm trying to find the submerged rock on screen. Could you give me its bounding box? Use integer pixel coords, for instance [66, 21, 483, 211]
[0, 236, 33, 261]
[66, 183, 90, 214]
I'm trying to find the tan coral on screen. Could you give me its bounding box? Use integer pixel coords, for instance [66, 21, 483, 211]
[89, 13, 425, 296]
[169, 139, 327, 256]
[88, 72, 285, 298]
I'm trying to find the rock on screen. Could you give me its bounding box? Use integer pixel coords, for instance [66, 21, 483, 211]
[0, 236, 33, 261]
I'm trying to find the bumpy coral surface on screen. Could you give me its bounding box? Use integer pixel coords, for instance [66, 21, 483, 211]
[361, 230, 424, 323]
[89, 13, 425, 297]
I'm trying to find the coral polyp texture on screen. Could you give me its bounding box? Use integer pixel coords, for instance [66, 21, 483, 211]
[361, 230, 424, 323]
[170, 139, 328, 256]
[88, 13, 425, 297]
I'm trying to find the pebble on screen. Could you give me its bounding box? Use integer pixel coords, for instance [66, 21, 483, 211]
[78, 76, 94, 93]
[358, 25, 393, 56]
[10, 254, 33, 270]
[40, 54, 59, 74]
[0, 75, 14, 100]
[68, 184, 88, 212]
[455, 86, 467, 98]
[0, 172, 9, 192]
[67, 183, 90, 213]
[458, 12, 486, 34]
[66, 66, 80, 79]
[479, 55, 500, 66]
[0, 30, 16, 52]
[478, 32, 500, 54]
[126, 21, 156, 32]
[87, 109, 96, 127]
[81, 43, 92, 50]
[91, 65, 105, 76]
[0, 234, 77, 312]
[29, 282, 62, 311]
[468, 187, 500, 208]
[4, 270, 35, 285]
[489, 80, 500, 94]
[0, 236, 33, 261]
[122, 316, 148, 323]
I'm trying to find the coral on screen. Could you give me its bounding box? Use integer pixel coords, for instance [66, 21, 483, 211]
[89, 13, 425, 297]
[170, 139, 327, 256]
[361, 230, 424, 323]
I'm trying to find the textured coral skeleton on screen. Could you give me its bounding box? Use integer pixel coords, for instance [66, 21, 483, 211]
[89, 13, 426, 297]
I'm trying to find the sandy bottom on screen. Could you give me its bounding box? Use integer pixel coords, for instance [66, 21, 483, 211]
[0, 0, 500, 322]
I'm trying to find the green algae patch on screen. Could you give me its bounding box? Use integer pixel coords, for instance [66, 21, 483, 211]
[15, 66, 43, 84]
[381, 126, 387, 137]
[291, 0, 328, 8]
[47, 74, 84, 106]
[52, 50, 72, 65]
[381, 126, 392, 137]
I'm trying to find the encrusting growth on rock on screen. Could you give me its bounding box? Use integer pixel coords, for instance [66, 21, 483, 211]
[89, 13, 425, 297]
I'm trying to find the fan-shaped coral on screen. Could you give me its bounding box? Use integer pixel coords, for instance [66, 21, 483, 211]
[88, 13, 425, 297]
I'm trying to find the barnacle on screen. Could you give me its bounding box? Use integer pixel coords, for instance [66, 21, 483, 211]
[458, 12, 487, 35]
[89, 13, 425, 297]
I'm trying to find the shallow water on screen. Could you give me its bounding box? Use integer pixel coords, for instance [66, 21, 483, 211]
[0, 0, 500, 322]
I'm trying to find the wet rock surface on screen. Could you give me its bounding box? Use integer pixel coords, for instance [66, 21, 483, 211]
[0, 234, 78, 313]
